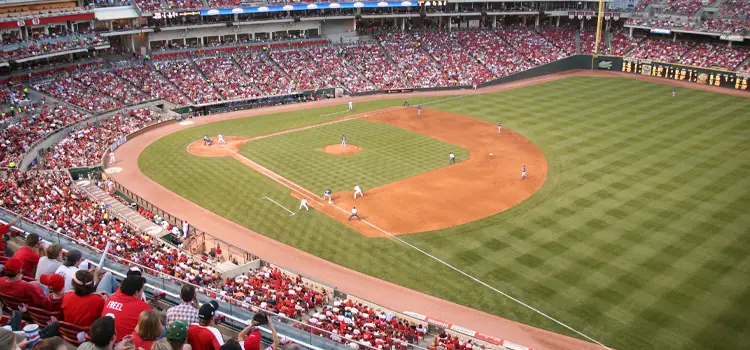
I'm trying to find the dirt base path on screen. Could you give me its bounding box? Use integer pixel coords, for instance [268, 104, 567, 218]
[111, 70, 745, 350]
[308, 109, 547, 236]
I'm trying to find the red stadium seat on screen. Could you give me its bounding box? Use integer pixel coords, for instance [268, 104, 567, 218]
[27, 306, 60, 328]
[59, 321, 89, 347]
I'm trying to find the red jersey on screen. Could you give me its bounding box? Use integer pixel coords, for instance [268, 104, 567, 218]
[187, 324, 224, 350]
[42, 294, 63, 313]
[0, 223, 10, 252]
[243, 328, 262, 350]
[12, 246, 40, 278]
[101, 290, 152, 343]
[131, 333, 157, 350]
[62, 293, 106, 327]
[0, 277, 45, 306]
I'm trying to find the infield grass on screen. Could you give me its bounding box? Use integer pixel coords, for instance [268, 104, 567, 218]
[140, 77, 750, 350]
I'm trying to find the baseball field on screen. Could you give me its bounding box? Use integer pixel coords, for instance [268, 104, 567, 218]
[138, 76, 750, 350]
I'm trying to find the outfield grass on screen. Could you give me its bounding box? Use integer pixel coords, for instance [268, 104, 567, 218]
[140, 77, 750, 350]
[240, 119, 469, 192]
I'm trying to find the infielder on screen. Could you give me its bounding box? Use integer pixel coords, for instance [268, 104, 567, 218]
[403, 99, 409, 106]
[348, 101, 353, 111]
[218, 133, 226, 144]
[521, 165, 527, 180]
[497, 122, 502, 133]
[449, 153, 455, 164]
[417, 104, 422, 116]
[109, 151, 115, 164]
[353, 185, 364, 198]
[348, 207, 361, 221]
[323, 189, 333, 203]
[341, 135, 347, 148]
[672, 88, 676, 97]
[299, 198, 310, 212]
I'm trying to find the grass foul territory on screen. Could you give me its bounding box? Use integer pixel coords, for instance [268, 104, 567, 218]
[140, 77, 750, 350]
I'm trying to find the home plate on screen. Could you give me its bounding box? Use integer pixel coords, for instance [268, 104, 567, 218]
[179, 121, 194, 125]
[105, 167, 123, 174]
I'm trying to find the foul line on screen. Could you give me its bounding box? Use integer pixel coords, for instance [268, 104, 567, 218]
[229, 157, 611, 350]
[260, 197, 295, 216]
[197, 95, 610, 349]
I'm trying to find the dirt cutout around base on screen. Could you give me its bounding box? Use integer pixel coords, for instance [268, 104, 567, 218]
[187, 136, 248, 157]
[288, 109, 548, 237]
[321, 144, 362, 155]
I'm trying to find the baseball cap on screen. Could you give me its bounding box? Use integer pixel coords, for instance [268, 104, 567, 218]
[127, 267, 143, 277]
[3, 258, 22, 274]
[40, 274, 64, 293]
[167, 320, 189, 343]
[199, 300, 219, 322]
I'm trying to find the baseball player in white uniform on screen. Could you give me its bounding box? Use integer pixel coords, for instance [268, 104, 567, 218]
[323, 189, 333, 203]
[218, 133, 226, 144]
[109, 151, 115, 164]
[348, 101, 353, 111]
[449, 153, 455, 164]
[521, 165, 527, 180]
[353, 185, 363, 199]
[497, 122, 502, 133]
[348, 207, 361, 221]
[341, 135, 347, 148]
[299, 198, 310, 212]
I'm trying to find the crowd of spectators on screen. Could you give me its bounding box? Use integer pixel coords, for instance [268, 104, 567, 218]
[341, 44, 408, 90]
[234, 51, 296, 97]
[627, 37, 694, 62]
[302, 298, 425, 349]
[35, 77, 121, 113]
[113, 62, 192, 105]
[195, 56, 261, 101]
[499, 28, 567, 65]
[0, 35, 108, 60]
[269, 50, 338, 91]
[378, 33, 448, 88]
[0, 106, 87, 167]
[155, 59, 221, 104]
[41, 109, 163, 169]
[537, 29, 577, 55]
[207, 0, 242, 7]
[609, 33, 644, 56]
[305, 47, 376, 93]
[698, 18, 749, 34]
[416, 32, 494, 85]
[73, 70, 155, 107]
[680, 43, 750, 70]
[580, 31, 606, 54]
[720, 0, 750, 18]
[626, 16, 695, 31]
[663, 0, 711, 14]
[455, 31, 532, 79]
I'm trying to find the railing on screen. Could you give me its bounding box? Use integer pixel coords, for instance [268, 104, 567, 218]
[0, 206, 438, 350]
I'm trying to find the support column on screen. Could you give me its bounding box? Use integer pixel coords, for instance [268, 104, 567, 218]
[199, 37, 203, 45]
[535, 15, 540, 27]
[556, 16, 560, 27]
[492, 15, 497, 28]
[673, 32, 676, 42]
[629, 27, 633, 38]
[728, 40, 732, 48]
[580, 19, 584, 30]
[269, 32, 273, 40]
[131, 35, 135, 53]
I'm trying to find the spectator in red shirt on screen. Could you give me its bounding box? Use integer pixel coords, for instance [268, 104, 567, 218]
[12, 233, 45, 278]
[131, 309, 163, 350]
[62, 270, 106, 327]
[39, 273, 65, 312]
[102, 275, 152, 343]
[0, 213, 22, 256]
[0, 257, 45, 306]
[238, 313, 278, 350]
[187, 301, 224, 350]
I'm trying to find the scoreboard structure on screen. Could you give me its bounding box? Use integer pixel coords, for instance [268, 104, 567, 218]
[594, 55, 749, 91]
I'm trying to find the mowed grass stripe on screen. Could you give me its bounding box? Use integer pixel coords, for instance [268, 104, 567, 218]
[141, 77, 750, 350]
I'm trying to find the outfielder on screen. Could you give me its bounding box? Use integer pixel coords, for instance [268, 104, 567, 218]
[672, 88, 676, 97]
[353, 185, 363, 198]
[348, 207, 361, 221]
[521, 165, 527, 180]
[348, 101, 353, 111]
[449, 153, 455, 164]
[417, 104, 422, 116]
[341, 135, 347, 148]
[109, 151, 115, 164]
[323, 189, 333, 203]
[497, 122, 502, 133]
[218, 133, 226, 144]
[403, 99, 409, 106]
[299, 198, 309, 212]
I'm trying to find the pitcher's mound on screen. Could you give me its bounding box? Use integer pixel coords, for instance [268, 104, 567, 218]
[321, 144, 361, 155]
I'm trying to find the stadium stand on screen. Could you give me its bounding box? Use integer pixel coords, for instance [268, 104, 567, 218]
[113, 63, 192, 106]
[305, 47, 377, 93]
[155, 60, 221, 104]
[377, 33, 449, 88]
[416, 32, 495, 85]
[454, 31, 533, 78]
[680, 43, 750, 70]
[270, 50, 338, 91]
[233, 51, 296, 97]
[626, 37, 695, 62]
[499, 28, 568, 65]
[341, 44, 409, 90]
[195, 56, 261, 100]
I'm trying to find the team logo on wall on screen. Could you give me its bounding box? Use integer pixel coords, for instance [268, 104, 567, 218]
[697, 73, 709, 85]
[598, 61, 613, 70]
